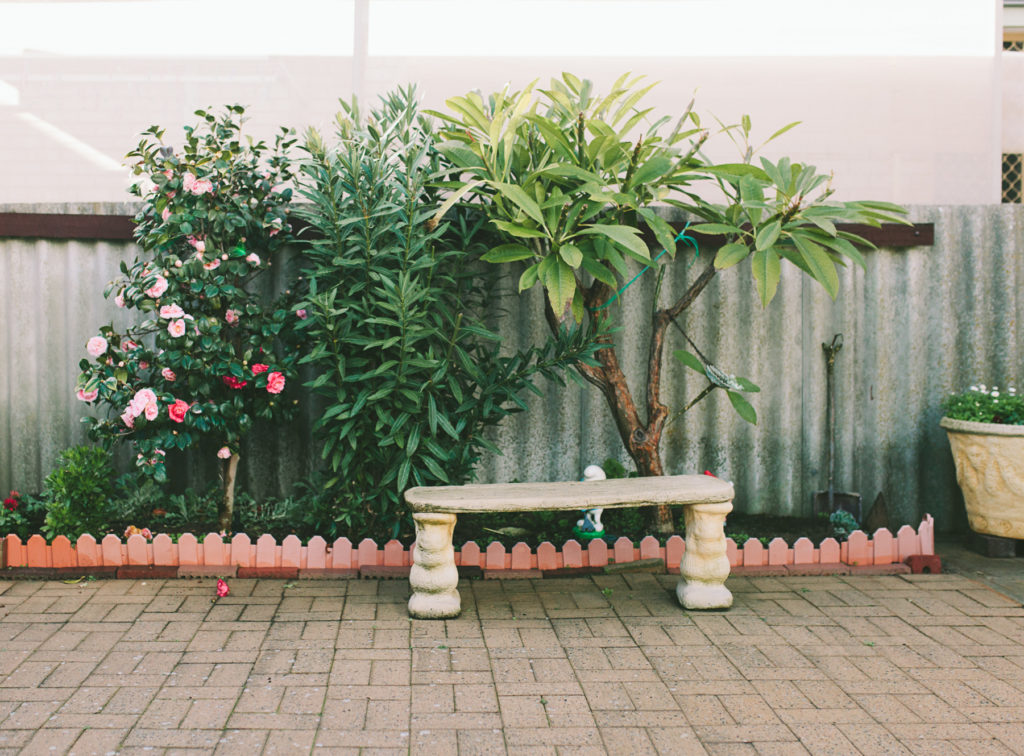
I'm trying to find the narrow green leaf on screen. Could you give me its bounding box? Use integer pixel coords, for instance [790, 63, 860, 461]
[636, 207, 677, 256]
[492, 220, 548, 238]
[481, 244, 534, 263]
[628, 156, 672, 189]
[727, 390, 758, 424]
[764, 120, 801, 143]
[735, 376, 761, 393]
[429, 179, 483, 228]
[690, 223, 742, 236]
[673, 350, 705, 374]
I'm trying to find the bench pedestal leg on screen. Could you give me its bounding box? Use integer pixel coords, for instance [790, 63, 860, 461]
[408, 513, 461, 619]
[677, 501, 733, 610]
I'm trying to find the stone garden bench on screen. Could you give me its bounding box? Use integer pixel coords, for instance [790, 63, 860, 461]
[404, 474, 735, 618]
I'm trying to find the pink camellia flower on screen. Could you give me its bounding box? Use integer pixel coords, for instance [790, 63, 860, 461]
[159, 304, 185, 319]
[144, 401, 159, 422]
[167, 319, 186, 338]
[130, 388, 157, 417]
[216, 579, 230, 598]
[224, 309, 239, 325]
[266, 371, 285, 394]
[121, 409, 135, 428]
[251, 363, 269, 375]
[245, 252, 260, 265]
[145, 275, 169, 299]
[161, 367, 176, 382]
[115, 291, 126, 308]
[138, 361, 149, 370]
[168, 399, 189, 423]
[187, 236, 206, 254]
[161, 207, 171, 222]
[217, 446, 231, 459]
[141, 528, 153, 540]
[121, 339, 139, 352]
[203, 259, 220, 271]
[192, 178, 213, 195]
[86, 336, 108, 357]
[76, 387, 98, 402]
[182, 172, 197, 192]
[295, 309, 307, 320]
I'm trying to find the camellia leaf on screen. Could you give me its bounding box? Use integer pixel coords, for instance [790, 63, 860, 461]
[727, 390, 758, 424]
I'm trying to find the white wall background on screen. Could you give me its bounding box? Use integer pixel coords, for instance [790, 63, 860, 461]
[0, 0, 1004, 204]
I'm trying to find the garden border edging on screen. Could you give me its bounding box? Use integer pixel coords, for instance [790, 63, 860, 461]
[0, 515, 934, 579]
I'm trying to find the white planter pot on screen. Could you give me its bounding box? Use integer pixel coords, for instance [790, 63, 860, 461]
[941, 417, 1024, 539]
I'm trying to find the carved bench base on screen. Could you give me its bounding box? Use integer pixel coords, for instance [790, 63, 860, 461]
[408, 513, 461, 619]
[407, 502, 734, 619]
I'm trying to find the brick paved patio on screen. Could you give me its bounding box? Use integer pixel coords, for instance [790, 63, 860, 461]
[0, 572, 1021, 754]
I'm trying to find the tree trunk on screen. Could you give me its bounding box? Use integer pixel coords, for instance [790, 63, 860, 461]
[218, 452, 240, 534]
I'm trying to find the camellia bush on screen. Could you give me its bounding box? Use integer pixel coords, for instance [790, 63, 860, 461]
[76, 106, 302, 533]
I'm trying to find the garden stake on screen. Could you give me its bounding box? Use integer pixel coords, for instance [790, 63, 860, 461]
[813, 334, 862, 520]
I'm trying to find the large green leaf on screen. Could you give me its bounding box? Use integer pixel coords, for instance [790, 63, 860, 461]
[482, 244, 534, 263]
[538, 255, 576, 316]
[792, 236, 839, 299]
[578, 224, 650, 260]
[580, 255, 618, 288]
[750, 247, 781, 306]
[715, 242, 750, 270]
[628, 156, 673, 189]
[754, 220, 781, 251]
[558, 243, 583, 268]
[490, 181, 546, 227]
[636, 207, 677, 256]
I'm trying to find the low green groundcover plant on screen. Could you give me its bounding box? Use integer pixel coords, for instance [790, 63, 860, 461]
[943, 384, 1023, 425]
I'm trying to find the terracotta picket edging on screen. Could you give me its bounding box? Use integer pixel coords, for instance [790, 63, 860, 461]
[0, 515, 935, 578]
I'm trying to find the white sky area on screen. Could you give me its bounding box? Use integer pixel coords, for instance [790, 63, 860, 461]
[0, 0, 999, 58]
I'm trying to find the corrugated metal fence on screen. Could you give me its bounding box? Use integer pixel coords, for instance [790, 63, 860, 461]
[1, 205, 1020, 532]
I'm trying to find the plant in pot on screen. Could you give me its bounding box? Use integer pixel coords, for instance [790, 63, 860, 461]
[941, 384, 1024, 541]
[431, 73, 907, 533]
